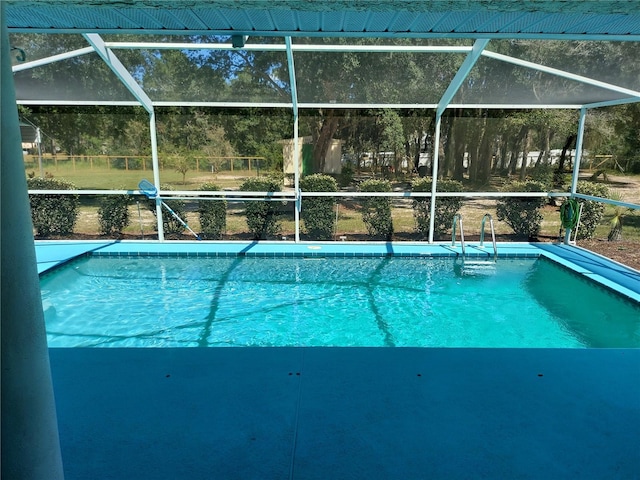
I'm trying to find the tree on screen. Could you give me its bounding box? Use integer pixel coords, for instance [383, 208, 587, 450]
[240, 177, 283, 240]
[294, 38, 466, 173]
[198, 183, 227, 239]
[496, 181, 547, 238]
[359, 179, 393, 240]
[300, 174, 338, 240]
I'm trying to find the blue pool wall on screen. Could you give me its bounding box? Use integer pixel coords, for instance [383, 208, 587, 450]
[35, 240, 640, 303]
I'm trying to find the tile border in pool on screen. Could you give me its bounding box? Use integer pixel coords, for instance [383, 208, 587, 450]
[34, 240, 640, 302]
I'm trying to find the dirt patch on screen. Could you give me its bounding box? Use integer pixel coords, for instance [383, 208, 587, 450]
[577, 239, 640, 271]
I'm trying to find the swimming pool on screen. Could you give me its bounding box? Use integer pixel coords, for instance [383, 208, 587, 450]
[40, 253, 640, 348]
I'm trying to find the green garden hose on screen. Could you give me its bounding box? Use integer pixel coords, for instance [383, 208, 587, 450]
[560, 198, 580, 230]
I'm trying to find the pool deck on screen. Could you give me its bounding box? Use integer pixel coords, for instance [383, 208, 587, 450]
[35, 241, 640, 479]
[50, 347, 640, 480]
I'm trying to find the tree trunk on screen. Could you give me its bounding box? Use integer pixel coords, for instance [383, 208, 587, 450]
[468, 113, 485, 183]
[519, 128, 531, 181]
[451, 115, 466, 181]
[557, 134, 576, 172]
[312, 110, 340, 174]
[441, 115, 455, 178]
[554, 133, 576, 187]
[494, 137, 505, 173]
[608, 217, 623, 241]
[477, 121, 494, 185]
[534, 150, 544, 167]
[508, 125, 526, 177]
[542, 128, 551, 164]
[413, 135, 421, 172]
[608, 224, 622, 241]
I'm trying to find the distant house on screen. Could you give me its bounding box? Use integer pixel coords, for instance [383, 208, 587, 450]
[282, 137, 343, 176]
[20, 121, 39, 153]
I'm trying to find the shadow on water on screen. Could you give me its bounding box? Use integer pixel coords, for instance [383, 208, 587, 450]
[197, 241, 260, 346]
[365, 258, 396, 347]
[199, 252, 397, 347]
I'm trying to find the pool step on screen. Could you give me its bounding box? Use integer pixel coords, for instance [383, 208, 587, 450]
[462, 259, 497, 275]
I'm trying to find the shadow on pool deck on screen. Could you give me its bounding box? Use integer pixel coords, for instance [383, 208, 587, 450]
[50, 347, 640, 479]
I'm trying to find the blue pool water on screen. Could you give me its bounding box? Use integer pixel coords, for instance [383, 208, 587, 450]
[40, 256, 640, 348]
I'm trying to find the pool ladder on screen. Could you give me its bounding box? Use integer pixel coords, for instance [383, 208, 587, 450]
[452, 214, 498, 274]
[451, 214, 466, 256]
[479, 213, 498, 262]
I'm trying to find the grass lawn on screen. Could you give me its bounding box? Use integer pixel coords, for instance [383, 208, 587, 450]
[28, 162, 260, 190]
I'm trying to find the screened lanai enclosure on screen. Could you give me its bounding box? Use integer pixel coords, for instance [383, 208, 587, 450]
[8, 8, 640, 242]
[4, 3, 640, 479]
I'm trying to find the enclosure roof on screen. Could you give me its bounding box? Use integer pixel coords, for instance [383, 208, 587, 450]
[5, 0, 640, 39]
[6, 1, 640, 110]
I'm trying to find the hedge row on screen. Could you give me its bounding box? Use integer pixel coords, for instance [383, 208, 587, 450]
[27, 176, 609, 240]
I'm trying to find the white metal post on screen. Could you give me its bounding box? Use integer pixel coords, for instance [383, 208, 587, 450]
[571, 107, 588, 196]
[285, 37, 301, 242]
[293, 112, 300, 242]
[564, 107, 588, 244]
[428, 114, 442, 244]
[1, 7, 65, 477]
[430, 39, 488, 244]
[150, 111, 164, 241]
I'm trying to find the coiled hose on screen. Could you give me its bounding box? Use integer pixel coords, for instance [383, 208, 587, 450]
[560, 198, 580, 230]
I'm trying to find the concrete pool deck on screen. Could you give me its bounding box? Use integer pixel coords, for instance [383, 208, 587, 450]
[36, 241, 640, 479]
[50, 347, 639, 479]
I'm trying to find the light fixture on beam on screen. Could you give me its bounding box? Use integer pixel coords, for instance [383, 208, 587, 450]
[231, 35, 248, 48]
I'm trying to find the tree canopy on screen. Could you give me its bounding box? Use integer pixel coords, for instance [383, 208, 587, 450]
[12, 33, 640, 179]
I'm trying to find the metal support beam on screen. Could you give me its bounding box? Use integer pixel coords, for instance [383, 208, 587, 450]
[428, 114, 443, 244]
[429, 40, 488, 242]
[149, 111, 164, 241]
[571, 107, 588, 196]
[105, 41, 473, 54]
[583, 96, 640, 109]
[12, 46, 95, 72]
[482, 50, 640, 100]
[436, 39, 490, 117]
[83, 33, 154, 113]
[286, 36, 301, 242]
[564, 107, 588, 245]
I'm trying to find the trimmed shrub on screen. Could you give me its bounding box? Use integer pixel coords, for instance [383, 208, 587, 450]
[241, 176, 283, 240]
[27, 177, 79, 237]
[198, 183, 227, 239]
[98, 193, 131, 236]
[359, 179, 393, 240]
[529, 163, 555, 189]
[411, 178, 463, 239]
[496, 180, 547, 238]
[146, 184, 188, 236]
[339, 161, 355, 187]
[575, 180, 610, 239]
[300, 174, 338, 240]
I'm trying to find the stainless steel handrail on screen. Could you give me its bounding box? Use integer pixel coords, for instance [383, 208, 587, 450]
[451, 214, 465, 256]
[479, 213, 497, 261]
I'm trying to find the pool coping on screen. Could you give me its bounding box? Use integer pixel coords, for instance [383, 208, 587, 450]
[34, 240, 640, 302]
